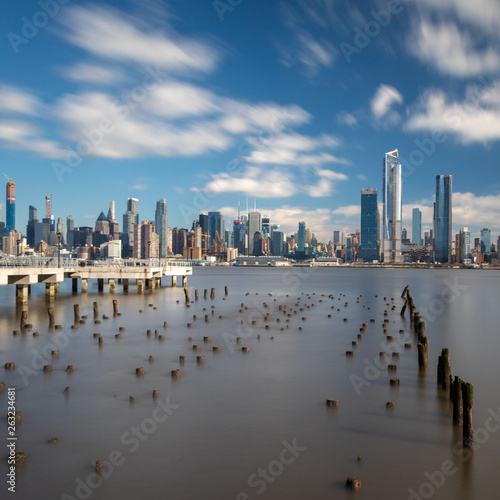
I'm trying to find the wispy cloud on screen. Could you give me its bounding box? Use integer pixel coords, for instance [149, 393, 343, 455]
[0, 85, 41, 115]
[60, 62, 126, 85]
[370, 84, 403, 121]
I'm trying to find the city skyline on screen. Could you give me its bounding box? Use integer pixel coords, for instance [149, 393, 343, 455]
[1, 1, 499, 242]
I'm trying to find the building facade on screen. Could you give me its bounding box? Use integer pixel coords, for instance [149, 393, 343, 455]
[434, 175, 453, 263]
[360, 188, 378, 262]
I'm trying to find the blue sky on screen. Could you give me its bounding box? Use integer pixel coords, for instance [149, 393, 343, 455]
[1, 0, 500, 242]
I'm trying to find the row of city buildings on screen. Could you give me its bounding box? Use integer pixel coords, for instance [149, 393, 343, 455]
[1, 150, 498, 264]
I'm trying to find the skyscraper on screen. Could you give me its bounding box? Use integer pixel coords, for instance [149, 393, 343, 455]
[27, 205, 38, 248]
[127, 198, 139, 222]
[434, 175, 453, 263]
[297, 221, 306, 252]
[122, 198, 139, 258]
[208, 212, 225, 250]
[66, 216, 74, 249]
[155, 199, 168, 258]
[108, 201, 115, 221]
[248, 211, 261, 250]
[360, 188, 378, 262]
[459, 227, 471, 262]
[6, 180, 15, 235]
[382, 150, 402, 263]
[412, 208, 422, 245]
[480, 228, 491, 254]
[57, 217, 64, 242]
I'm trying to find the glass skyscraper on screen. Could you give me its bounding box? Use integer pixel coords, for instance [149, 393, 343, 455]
[155, 199, 168, 258]
[412, 208, 422, 245]
[360, 188, 378, 262]
[208, 211, 225, 249]
[382, 150, 402, 263]
[297, 221, 306, 252]
[434, 175, 453, 263]
[480, 228, 491, 254]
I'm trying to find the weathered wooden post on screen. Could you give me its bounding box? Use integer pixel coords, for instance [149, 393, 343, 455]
[417, 336, 428, 370]
[93, 302, 99, 319]
[48, 307, 55, 327]
[74, 304, 80, 323]
[210, 288, 215, 299]
[195, 290, 199, 301]
[204, 289, 207, 299]
[20, 311, 28, 328]
[184, 288, 190, 304]
[462, 382, 474, 448]
[451, 376, 463, 424]
[225, 285, 228, 296]
[437, 348, 452, 390]
[112, 299, 118, 316]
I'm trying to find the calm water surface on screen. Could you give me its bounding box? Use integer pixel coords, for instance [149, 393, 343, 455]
[1, 267, 499, 500]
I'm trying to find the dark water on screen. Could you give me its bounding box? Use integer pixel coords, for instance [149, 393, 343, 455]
[1, 267, 499, 500]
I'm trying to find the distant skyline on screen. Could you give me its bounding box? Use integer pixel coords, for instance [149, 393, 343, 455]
[1, 0, 500, 241]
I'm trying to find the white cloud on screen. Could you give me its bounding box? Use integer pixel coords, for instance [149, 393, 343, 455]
[0, 120, 64, 158]
[408, 19, 500, 77]
[370, 84, 403, 120]
[406, 80, 500, 144]
[60, 62, 126, 84]
[130, 183, 148, 191]
[356, 174, 368, 181]
[336, 112, 357, 127]
[197, 165, 347, 199]
[60, 5, 219, 74]
[0, 85, 41, 115]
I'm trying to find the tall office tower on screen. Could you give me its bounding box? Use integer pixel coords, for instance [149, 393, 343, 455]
[66, 216, 74, 249]
[459, 227, 471, 262]
[198, 213, 208, 251]
[253, 231, 263, 256]
[333, 231, 344, 247]
[95, 212, 110, 234]
[345, 236, 354, 262]
[248, 211, 261, 247]
[305, 229, 312, 246]
[56, 217, 64, 241]
[480, 228, 491, 254]
[433, 175, 453, 263]
[233, 220, 246, 255]
[6, 180, 15, 235]
[108, 201, 115, 221]
[402, 228, 407, 240]
[382, 149, 403, 263]
[360, 188, 378, 262]
[297, 221, 306, 252]
[127, 198, 139, 222]
[155, 199, 168, 258]
[121, 198, 139, 258]
[412, 208, 422, 245]
[207, 211, 225, 249]
[271, 230, 285, 256]
[26, 205, 38, 248]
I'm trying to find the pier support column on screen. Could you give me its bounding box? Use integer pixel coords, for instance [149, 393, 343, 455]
[28, 285, 31, 297]
[109, 279, 116, 294]
[118, 279, 122, 284]
[72, 278, 78, 292]
[172, 276, 177, 287]
[155, 278, 161, 288]
[146, 279, 153, 290]
[55, 283, 60, 294]
[16, 285, 29, 304]
[137, 279, 144, 293]
[45, 284, 55, 299]
[98, 279, 104, 292]
[81, 279, 88, 293]
[182, 275, 187, 287]
[123, 279, 129, 292]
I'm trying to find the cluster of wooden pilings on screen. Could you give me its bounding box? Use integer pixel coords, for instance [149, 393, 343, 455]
[437, 348, 474, 448]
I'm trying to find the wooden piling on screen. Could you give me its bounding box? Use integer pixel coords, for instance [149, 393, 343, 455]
[437, 348, 452, 389]
[93, 302, 99, 319]
[113, 300, 118, 316]
[417, 337, 428, 370]
[451, 376, 463, 424]
[74, 304, 80, 323]
[225, 285, 228, 296]
[20, 311, 28, 328]
[48, 307, 55, 326]
[462, 382, 474, 448]
[204, 289, 207, 299]
[210, 288, 215, 299]
[184, 288, 190, 304]
[195, 290, 199, 301]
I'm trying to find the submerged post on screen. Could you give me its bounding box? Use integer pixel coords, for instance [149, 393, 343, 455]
[74, 304, 80, 323]
[462, 382, 474, 448]
[113, 300, 118, 316]
[417, 337, 428, 370]
[184, 288, 190, 304]
[93, 302, 99, 319]
[210, 288, 215, 299]
[48, 307, 55, 326]
[451, 376, 463, 424]
[437, 348, 452, 390]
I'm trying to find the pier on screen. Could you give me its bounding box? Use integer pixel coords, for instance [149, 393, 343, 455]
[0, 257, 193, 303]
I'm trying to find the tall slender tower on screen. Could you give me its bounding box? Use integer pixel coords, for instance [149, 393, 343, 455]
[433, 175, 452, 263]
[382, 150, 402, 263]
[360, 188, 378, 262]
[6, 180, 15, 235]
[155, 199, 168, 258]
[412, 208, 422, 246]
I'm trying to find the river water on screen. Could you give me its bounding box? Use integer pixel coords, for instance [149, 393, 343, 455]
[1, 267, 499, 500]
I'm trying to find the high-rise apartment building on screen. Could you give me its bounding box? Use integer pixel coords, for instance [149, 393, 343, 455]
[26, 205, 38, 248]
[480, 228, 491, 254]
[155, 199, 168, 258]
[434, 175, 453, 263]
[360, 188, 378, 262]
[133, 221, 159, 259]
[459, 227, 471, 263]
[412, 208, 422, 245]
[297, 221, 306, 252]
[66, 216, 74, 249]
[122, 198, 139, 258]
[6, 180, 15, 235]
[382, 149, 402, 263]
[208, 212, 225, 250]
